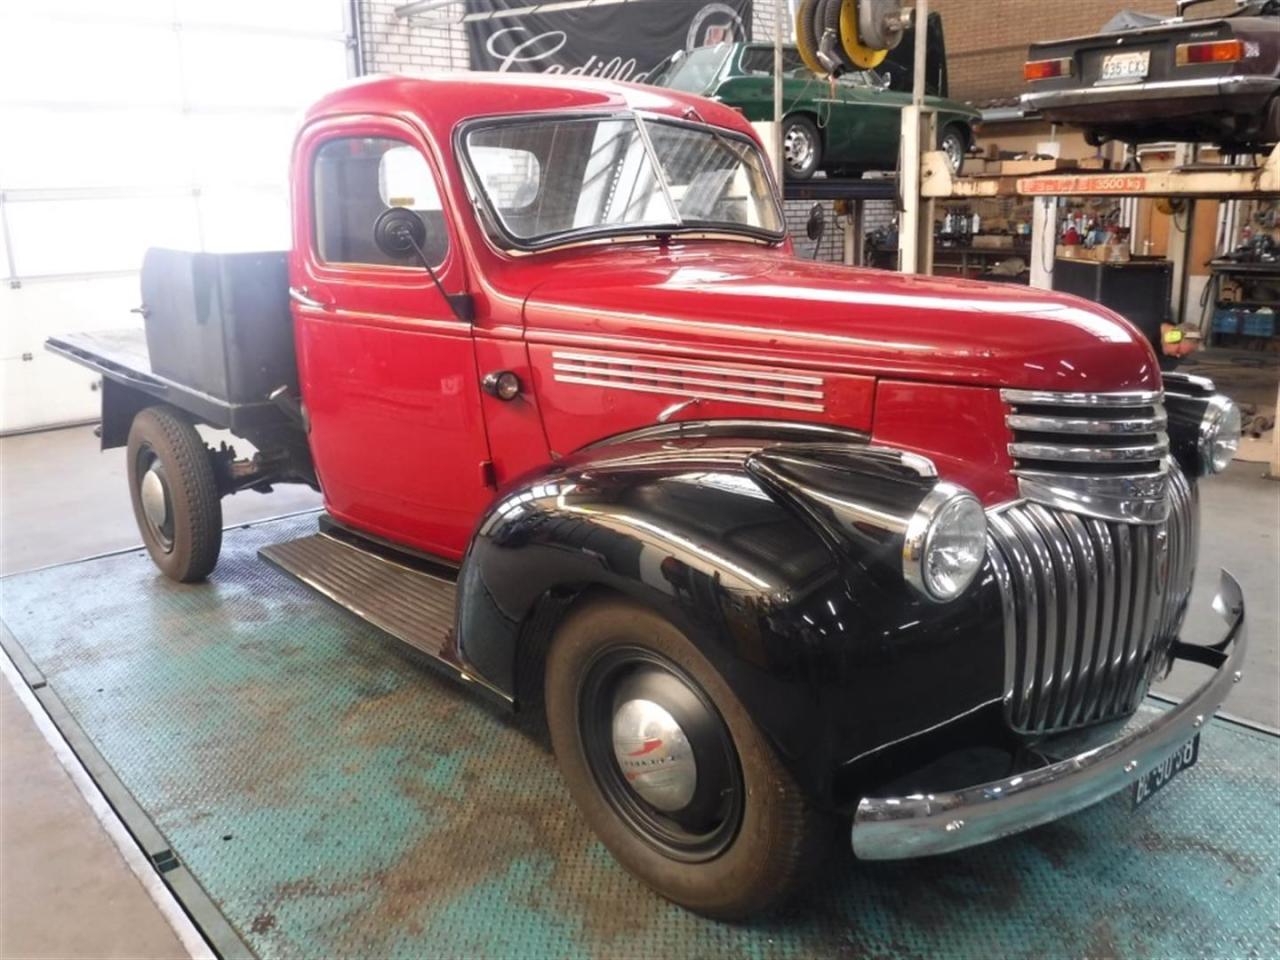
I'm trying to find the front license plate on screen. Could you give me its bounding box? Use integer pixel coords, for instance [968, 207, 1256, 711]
[1100, 49, 1151, 84]
[1132, 733, 1200, 809]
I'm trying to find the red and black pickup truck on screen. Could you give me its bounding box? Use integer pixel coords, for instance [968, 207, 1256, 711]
[49, 73, 1247, 919]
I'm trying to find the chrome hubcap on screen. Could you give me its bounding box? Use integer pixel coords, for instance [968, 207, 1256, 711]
[784, 127, 813, 171]
[580, 650, 744, 860]
[140, 466, 169, 532]
[611, 698, 697, 812]
[943, 135, 963, 173]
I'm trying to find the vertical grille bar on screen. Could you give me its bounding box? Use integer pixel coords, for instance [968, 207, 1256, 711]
[989, 513, 1039, 730]
[989, 461, 1197, 735]
[1027, 504, 1079, 731]
[1106, 523, 1135, 719]
[1008, 508, 1060, 732]
[1058, 511, 1099, 728]
[1084, 518, 1117, 725]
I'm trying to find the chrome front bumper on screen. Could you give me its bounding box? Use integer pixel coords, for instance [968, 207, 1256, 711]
[851, 570, 1247, 860]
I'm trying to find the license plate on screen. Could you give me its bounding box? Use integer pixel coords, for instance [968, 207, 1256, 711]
[1132, 733, 1200, 809]
[1100, 50, 1151, 84]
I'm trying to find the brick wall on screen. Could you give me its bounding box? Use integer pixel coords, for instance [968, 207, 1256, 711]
[930, 0, 1240, 104]
[356, 0, 891, 265]
[360, 0, 467, 74]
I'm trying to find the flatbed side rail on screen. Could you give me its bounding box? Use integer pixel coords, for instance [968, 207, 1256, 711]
[45, 332, 293, 435]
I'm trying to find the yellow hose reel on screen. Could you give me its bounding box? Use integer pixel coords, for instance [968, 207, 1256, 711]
[839, 0, 889, 70]
[795, 0, 904, 78]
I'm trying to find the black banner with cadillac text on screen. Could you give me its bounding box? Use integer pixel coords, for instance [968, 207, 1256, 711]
[465, 0, 753, 84]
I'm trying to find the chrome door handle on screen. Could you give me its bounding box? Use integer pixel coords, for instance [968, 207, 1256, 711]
[288, 286, 332, 310]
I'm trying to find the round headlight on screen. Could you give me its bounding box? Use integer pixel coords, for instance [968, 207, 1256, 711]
[1198, 396, 1241, 474]
[903, 484, 987, 601]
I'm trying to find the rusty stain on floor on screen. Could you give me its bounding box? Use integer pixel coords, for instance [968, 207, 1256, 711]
[2, 514, 1278, 959]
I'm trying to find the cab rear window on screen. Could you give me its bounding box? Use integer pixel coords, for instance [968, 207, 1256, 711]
[312, 137, 448, 267]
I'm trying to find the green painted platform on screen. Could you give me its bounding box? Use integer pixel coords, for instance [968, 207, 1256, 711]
[2, 513, 1278, 959]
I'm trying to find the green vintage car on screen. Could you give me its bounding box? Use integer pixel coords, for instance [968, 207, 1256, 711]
[655, 43, 981, 180]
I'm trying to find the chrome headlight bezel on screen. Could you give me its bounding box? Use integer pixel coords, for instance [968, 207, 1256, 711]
[1197, 395, 1241, 475]
[902, 482, 987, 602]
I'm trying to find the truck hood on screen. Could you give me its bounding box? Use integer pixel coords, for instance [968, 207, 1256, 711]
[519, 246, 1160, 392]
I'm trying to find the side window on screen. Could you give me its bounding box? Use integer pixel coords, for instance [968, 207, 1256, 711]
[312, 136, 449, 267]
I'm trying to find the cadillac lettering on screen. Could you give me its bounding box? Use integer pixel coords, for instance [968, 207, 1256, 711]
[49, 74, 1247, 919]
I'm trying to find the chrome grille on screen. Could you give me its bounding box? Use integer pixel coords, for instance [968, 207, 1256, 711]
[987, 463, 1198, 735]
[1001, 389, 1171, 524]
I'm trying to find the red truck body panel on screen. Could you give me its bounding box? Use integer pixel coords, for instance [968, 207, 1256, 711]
[287, 74, 1162, 557]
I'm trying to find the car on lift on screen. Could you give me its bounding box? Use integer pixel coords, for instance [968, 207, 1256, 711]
[48, 73, 1246, 920]
[653, 42, 980, 179]
[1021, 0, 1280, 151]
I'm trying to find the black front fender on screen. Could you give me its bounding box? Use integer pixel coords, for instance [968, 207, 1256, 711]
[455, 425, 1007, 807]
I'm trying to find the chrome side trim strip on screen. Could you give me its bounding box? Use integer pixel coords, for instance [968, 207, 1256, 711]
[551, 362, 824, 399]
[551, 350, 823, 385]
[550, 350, 827, 414]
[552, 374, 826, 412]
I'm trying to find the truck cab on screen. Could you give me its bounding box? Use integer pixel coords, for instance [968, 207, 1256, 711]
[49, 73, 1248, 919]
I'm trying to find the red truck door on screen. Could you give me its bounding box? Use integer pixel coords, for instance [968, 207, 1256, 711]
[290, 117, 493, 561]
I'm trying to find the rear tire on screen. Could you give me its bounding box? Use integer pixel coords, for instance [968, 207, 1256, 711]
[783, 115, 823, 180]
[545, 596, 830, 919]
[939, 125, 967, 174]
[126, 405, 222, 582]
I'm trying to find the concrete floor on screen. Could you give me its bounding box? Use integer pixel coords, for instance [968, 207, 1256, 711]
[1155, 458, 1280, 729]
[0, 424, 321, 575]
[0, 416, 1275, 958]
[0, 677, 190, 959]
[0, 425, 320, 960]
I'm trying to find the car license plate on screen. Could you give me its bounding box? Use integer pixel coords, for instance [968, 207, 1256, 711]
[1099, 50, 1151, 84]
[1132, 733, 1200, 808]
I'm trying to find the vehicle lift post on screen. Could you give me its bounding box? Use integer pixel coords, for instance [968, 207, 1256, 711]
[898, 0, 935, 274]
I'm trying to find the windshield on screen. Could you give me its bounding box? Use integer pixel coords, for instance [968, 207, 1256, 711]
[463, 114, 784, 248]
[662, 44, 733, 93]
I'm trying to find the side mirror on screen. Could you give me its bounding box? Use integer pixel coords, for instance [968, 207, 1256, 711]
[373, 207, 427, 261]
[806, 201, 827, 246]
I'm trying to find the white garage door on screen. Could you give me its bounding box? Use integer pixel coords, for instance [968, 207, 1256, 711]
[0, 1, 352, 433]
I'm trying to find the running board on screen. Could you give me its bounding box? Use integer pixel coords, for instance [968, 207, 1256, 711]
[259, 533, 456, 660]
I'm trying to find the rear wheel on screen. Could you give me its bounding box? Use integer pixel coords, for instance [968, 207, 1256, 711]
[783, 115, 822, 180]
[545, 597, 829, 919]
[939, 125, 967, 174]
[126, 405, 222, 582]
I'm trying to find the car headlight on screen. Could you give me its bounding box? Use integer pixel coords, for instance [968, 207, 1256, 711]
[1198, 395, 1241, 474]
[903, 483, 987, 601]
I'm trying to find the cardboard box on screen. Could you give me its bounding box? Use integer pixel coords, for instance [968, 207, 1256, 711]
[1056, 243, 1130, 263]
[973, 234, 1015, 250]
[1003, 158, 1079, 176]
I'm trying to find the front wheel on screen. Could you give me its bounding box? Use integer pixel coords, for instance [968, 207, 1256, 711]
[939, 125, 967, 174]
[545, 597, 829, 919]
[782, 115, 822, 181]
[126, 405, 222, 582]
